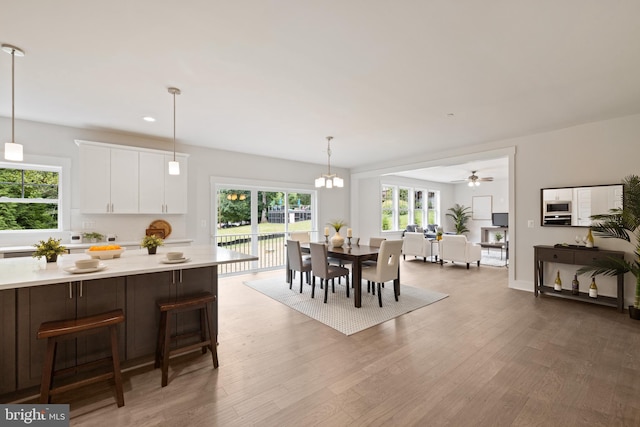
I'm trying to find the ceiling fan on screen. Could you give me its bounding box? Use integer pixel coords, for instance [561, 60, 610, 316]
[453, 171, 494, 187]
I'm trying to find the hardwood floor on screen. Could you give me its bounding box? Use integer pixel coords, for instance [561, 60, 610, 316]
[38, 261, 640, 425]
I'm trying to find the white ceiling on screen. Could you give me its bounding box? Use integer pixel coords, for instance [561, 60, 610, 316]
[391, 157, 508, 183]
[1, 1, 640, 171]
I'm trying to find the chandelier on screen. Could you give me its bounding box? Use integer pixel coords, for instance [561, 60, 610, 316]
[315, 136, 343, 188]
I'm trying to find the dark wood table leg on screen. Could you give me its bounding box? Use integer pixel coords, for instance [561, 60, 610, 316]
[353, 259, 362, 308]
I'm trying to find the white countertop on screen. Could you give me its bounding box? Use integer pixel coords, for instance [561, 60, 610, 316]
[0, 238, 193, 254]
[0, 245, 257, 290]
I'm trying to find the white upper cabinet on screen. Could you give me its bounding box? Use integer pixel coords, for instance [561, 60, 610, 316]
[79, 144, 139, 213]
[139, 152, 188, 214]
[542, 188, 573, 201]
[77, 140, 187, 214]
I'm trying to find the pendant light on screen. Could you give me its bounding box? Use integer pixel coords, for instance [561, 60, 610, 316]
[167, 87, 181, 175]
[2, 44, 25, 161]
[315, 136, 344, 188]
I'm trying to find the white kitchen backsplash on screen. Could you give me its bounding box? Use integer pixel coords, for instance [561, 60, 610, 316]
[0, 211, 187, 248]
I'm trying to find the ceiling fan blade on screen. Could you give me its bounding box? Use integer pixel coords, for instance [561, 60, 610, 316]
[477, 177, 494, 182]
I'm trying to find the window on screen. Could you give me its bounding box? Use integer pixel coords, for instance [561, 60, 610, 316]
[381, 184, 440, 231]
[0, 164, 61, 230]
[381, 186, 394, 231]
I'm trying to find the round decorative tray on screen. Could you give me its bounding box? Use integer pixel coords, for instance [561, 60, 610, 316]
[149, 219, 172, 238]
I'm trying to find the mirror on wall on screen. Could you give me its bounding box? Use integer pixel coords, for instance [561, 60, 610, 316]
[541, 184, 623, 227]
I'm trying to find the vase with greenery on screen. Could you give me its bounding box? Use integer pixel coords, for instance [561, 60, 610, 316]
[33, 237, 67, 263]
[327, 219, 347, 248]
[577, 175, 640, 319]
[495, 232, 503, 242]
[446, 204, 472, 235]
[82, 232, 104, 243]
[141, 234, 164, 254]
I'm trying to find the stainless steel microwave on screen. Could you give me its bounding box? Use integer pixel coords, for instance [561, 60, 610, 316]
[544, 200, 572, 215]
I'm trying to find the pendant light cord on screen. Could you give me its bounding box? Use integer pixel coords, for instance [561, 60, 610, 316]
[11, 48, 15, 144]
[326, 136, 333, 175]
[172, 90, 176, 161]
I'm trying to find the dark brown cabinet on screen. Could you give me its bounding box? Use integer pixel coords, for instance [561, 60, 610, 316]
[534, 245, 625, 311]
[126, 267, 217, 361]
[1, 289, 16, 394]
[16, 278, 125, 389]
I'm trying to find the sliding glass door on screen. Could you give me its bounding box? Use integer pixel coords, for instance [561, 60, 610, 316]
[214, 185, 315, 274]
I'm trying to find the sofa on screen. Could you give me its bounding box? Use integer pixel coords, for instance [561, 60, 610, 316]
[402, 224, 439, 239]
[438, 234, 482, 269]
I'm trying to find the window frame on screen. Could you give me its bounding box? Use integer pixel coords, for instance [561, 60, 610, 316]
[380, 184, 440, 232]
[0, 156, 70, 234]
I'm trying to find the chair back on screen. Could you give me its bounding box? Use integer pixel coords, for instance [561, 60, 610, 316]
[440, 234, 467, 260]
[289, 231, 310, 243]
[287, 240, 304, 271]
[309, 242, 329, 279]
[373, 240, 403, 282]
[369, 237, 386, 248]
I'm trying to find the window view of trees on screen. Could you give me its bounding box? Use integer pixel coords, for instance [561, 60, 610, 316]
[381, 186, 393, 230]
[0, 166, 60, 230]
[380, 185, 439, 232]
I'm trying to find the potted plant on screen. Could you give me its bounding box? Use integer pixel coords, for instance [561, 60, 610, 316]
[327, 219, 347, 248]
[32, 237, 67, 263]
[578, 175, 640, 320]
[141, 234, 164, 254]
[83, 232, 104, 243]
[495, 232, 503, 242]
[436, 227, 443, 241]
[446, 204, 472, 235]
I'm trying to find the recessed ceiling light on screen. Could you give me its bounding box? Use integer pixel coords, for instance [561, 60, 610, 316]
[143, 116, 156, 122]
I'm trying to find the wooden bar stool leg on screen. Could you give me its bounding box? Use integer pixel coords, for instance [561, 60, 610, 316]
[155, 311, 167, 369]
[39, 338, 57, 404]
[161, 312, 172, 387]
[204, 305, 219, 369]
[109, 325, 125, 407]
[199, 308, 207, 355]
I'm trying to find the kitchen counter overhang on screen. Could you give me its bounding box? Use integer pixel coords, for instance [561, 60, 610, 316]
[0, 245, 257, 290]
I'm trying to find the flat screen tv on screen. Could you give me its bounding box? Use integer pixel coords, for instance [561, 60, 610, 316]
[492, 212, 508, 227]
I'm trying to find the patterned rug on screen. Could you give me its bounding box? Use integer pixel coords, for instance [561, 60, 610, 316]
[243, 278, 448, 335]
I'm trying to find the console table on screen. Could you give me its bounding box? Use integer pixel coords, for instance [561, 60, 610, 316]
[534, 245, 625, 312]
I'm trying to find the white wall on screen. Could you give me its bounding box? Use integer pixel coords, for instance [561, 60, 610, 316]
[352, 113, 640, 307]
[0, 118, 349, 247]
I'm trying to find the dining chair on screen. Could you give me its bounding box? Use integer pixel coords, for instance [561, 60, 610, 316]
[361, 240, 403, 307]
[289, 231, 311, 280]
[286, 240, 312, 293]
[309, 243, 350, 303]
[363, 237, 386, 268]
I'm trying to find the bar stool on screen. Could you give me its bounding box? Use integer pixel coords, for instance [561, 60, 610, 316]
[37, 309, 125, 407]
[155, 292, 218, 387]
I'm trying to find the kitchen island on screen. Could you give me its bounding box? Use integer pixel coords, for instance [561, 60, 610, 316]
[0, 245, 257, 400]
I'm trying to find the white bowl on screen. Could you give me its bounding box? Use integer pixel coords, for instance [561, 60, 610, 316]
[75, 258, 100, 269]
[85, 247, 126, 260]
[166, 251, 184, 260]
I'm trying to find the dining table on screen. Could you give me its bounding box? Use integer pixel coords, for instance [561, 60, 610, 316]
[298, 243, 400, 308]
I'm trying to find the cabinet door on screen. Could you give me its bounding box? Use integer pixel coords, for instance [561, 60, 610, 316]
[76, 277, 126, 365]
[79, 144, 111, 213]
[110, 148, 139, 213]
[125, 271, 173, 360]
[0, 289, 16, 394]
[177, 267, 217, 343]
[17, 284, 76, 389]
[138, 151, 165, 214]
[164, 154, 188, 213]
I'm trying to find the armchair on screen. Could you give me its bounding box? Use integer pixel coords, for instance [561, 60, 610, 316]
[439, 234, 481, 269]
[402, 232, 431, 262]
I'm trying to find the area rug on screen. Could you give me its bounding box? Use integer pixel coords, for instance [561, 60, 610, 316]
[243, 278, 448, 335]
[481, 249, 508, 267]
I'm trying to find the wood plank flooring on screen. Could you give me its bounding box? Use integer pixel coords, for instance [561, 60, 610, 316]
[26, 260, 640, 426]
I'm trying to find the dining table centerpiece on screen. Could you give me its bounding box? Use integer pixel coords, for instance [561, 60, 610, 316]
[327, 219, 347, 248]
